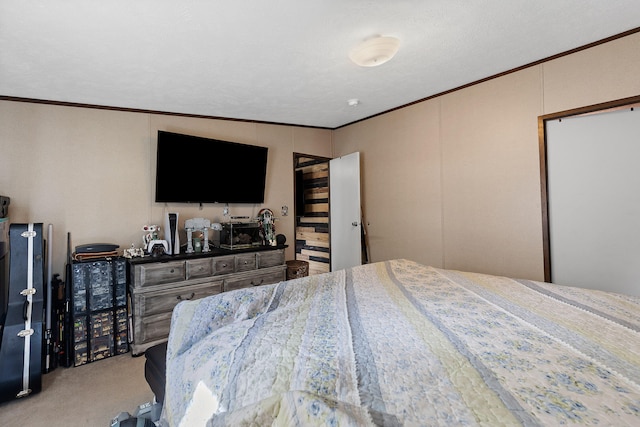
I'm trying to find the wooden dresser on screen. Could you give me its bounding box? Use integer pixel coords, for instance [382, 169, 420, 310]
[128, 247, 286, 355]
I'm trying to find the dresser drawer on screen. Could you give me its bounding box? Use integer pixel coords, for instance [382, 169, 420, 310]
[138, 311, 173, 344]
[235, 253, 257, 272]
[134, 261, 185, 288]
[258, 249, 285, 268]
[136, 280, 223, 318]
[212, 255, 235, 275]
[186, 258, 214, 279]
[224, 268, 285, 292]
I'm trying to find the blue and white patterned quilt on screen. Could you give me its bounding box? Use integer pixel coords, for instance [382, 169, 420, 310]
[160, 259, 640, 426]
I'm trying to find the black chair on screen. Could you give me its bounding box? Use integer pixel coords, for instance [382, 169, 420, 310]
[144, 342, 167, 404]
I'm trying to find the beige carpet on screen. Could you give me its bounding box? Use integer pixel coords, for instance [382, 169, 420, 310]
[0, 353, 154, 427]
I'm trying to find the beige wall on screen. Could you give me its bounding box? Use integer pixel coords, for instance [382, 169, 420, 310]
[0, 102, 332, 276]
[333, 32, 640, 281]
[2, 32, 639, 283]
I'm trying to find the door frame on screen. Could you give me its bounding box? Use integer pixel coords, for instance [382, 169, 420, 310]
[293, 153, 331, 274]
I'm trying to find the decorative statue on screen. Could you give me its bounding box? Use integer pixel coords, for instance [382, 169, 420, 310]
[142, 225, 160, 247]
[184, 218, 211, 253]
[257, 208, 276, 246]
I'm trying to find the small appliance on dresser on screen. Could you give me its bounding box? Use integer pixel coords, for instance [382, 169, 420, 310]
[219, 222, 262, 250]
[164, 212, 180, 255]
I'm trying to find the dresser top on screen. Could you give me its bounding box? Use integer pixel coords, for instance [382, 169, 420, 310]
[127, 244, 287, 265]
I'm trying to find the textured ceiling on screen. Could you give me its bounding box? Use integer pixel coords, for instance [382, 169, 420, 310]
[1, 1, 639, 129]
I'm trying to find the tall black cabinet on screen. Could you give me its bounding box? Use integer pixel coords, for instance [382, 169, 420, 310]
[71, 258, 128, 366]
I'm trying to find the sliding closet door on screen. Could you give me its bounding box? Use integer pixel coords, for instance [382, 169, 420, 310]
[546, 107, 640, 296]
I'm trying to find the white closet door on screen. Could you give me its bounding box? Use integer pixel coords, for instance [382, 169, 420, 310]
[546, 108, 640, 296]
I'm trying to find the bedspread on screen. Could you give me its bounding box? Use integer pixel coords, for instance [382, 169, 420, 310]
[160, 259, 640, 426]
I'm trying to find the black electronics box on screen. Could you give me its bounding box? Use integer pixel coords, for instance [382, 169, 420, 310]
[0, 196, 9, 218]
[75, 243, 119, 254]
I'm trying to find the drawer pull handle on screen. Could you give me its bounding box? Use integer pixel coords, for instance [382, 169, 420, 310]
[177, 292, 195, 301]
[250, 279, 265, 286]
[170, 269, 175, 273]
[222, 263, 227, 268]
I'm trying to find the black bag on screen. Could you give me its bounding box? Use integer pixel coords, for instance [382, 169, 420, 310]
[110, 412, 156, 427]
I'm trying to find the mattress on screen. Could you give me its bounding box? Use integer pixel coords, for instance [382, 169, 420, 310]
[160, 259, 640, 426]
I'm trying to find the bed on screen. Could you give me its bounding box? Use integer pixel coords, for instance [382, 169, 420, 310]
[159, 259, 640, 426]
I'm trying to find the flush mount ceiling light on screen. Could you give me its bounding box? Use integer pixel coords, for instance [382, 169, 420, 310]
[349, 35, 400, 67]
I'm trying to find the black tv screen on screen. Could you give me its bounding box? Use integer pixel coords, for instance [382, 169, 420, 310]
[155, 131, 268, 204]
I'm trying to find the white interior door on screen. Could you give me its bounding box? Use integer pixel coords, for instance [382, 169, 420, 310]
[330, 152, 362, 271]
[546, 107, 640, 296]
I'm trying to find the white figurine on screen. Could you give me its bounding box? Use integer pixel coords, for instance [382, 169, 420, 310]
[142, 225, 161, 247]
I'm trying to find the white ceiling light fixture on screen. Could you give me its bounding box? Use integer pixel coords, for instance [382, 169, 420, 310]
[349, 35, 400, 67]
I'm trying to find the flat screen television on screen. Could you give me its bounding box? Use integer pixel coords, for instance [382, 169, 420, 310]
[155, 131, 268, 204]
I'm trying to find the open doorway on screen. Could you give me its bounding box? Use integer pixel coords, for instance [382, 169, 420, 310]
[293, 153, 331, 275]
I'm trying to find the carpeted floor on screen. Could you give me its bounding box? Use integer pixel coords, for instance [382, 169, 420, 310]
[0, 353, 154, 427]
